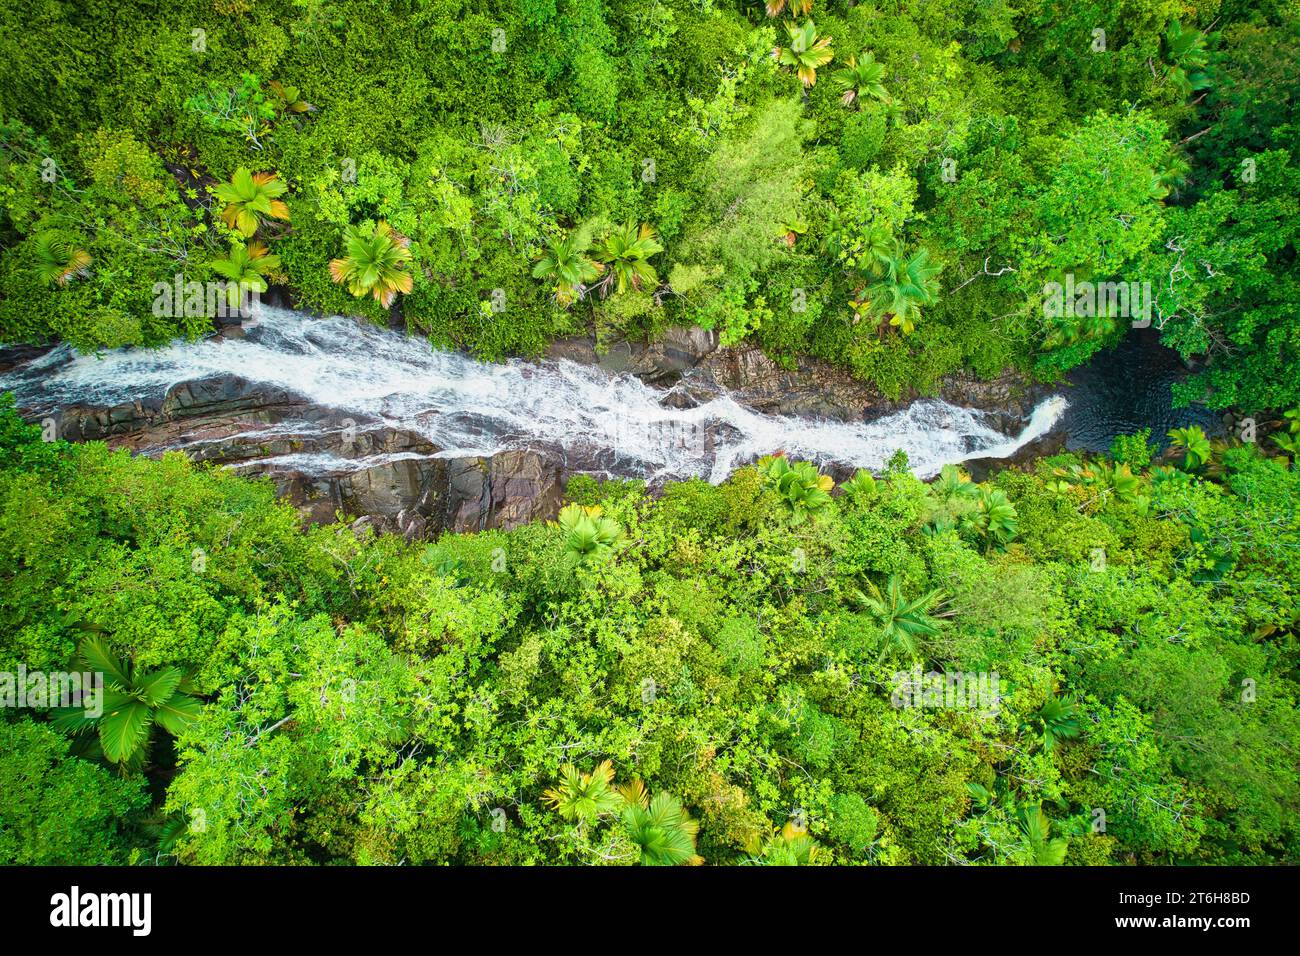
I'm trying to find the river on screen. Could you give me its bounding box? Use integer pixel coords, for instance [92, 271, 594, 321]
[0, 307, 1217, 488]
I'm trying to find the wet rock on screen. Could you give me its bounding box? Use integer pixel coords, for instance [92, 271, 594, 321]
[544, 328, 1043, 430]
[270, 473, 342, 526]
[684, 346, 884, 420]
[161, 375, 305, 419]
[435, 450, 563, 533]
[546, 325, 718, 385]
[0, 343, 56, 375]
[963, 429, 1068, 483]
[625, 326, 720, 384]
[937, 373, 1047, 435]
[340, 457, 443, 519]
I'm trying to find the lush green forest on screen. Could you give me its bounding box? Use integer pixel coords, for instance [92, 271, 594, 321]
[0, 0, 1296, 405]
[1, 0, 1298, 866]
[1, 399, 1297, 864]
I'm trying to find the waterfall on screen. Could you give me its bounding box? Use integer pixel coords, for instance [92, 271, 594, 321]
[0, 306, 1068, 483]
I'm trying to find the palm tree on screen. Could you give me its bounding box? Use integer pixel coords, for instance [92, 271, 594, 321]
[743, 821, 822, 865]
[542, 760, 625, 824]
[1050, 460, 1144, 504]
[328, 219, 414, 307]
[1032, 694, 1082, 752]
[832, 52, 888, 107]
[30, 231, 91, 286]
[859, 243, 942, 335]
[933, 463, 979, 501]
[618, 779, 703, 866]
[839, 468, 878, 502]
[1168, 426, 1212, 471]
[555, 503, 623, 567]
[962, 487, 1019, 550]
[774, 20, 834, 87]
[851, 574, 948, 661]
[1164, 19, 1214, 99]
[532, 231, 603, 306]
[212, 167, 290, 237]
[758, 454, 835, 524]
[594, 221, 662, 295]
[839, 223, 894, 280]
[763, 0, 814, 17]
[52, 637, 202, 771]
[210, 240, 280, 308]
[1018, 805, 1068, 865]
[1272, 409, 1300, 464]
[1150, 153, 1191, 201]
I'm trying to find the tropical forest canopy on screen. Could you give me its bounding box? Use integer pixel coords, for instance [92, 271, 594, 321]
[0, 1, 1297, 867]
[0, 0, 1296, 408]
[1, 401, 1298, 864]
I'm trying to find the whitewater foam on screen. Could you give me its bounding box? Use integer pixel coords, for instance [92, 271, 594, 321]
[0, 306, 1067, 482]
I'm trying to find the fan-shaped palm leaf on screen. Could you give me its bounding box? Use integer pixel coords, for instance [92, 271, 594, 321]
[832, 52, 887, 107]
[542, 760, 625, 823]
[555, 503, 623, 566]
[594, 221, 663, 295]
[619, 782, 703, 866]
[329, 220, 414, 307]
[211, 240, 280, 307]
[31, 231, 91, 286]
[213, 167, 291, 237]
[775, 21, 835, 87]
[51, 637, 202, 770]
[851, 575, 948, 661]
[533, 232, 603, 306]
[863, 244, 942, 335]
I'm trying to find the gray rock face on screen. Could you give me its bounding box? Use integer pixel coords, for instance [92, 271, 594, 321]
[437, 451, 563, 533]
[546, 325, 720, 385]
[21, 324, 1055, 540]
[683, 346, 883, 420]
[551, 326, 1046, 426]
[46, 373, 565, 540]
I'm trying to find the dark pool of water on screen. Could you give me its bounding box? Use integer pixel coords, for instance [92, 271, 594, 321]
[1060, 329, 1224, 452]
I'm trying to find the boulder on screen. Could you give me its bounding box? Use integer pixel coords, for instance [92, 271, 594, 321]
[435, 450, 563, 533]
[546, 325, 718, 385]
[685, 346, 883, 420]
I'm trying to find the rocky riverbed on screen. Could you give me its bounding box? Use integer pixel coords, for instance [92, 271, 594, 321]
[0, 308, 1085, 541]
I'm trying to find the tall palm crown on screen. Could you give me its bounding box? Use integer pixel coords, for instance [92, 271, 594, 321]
[532, 232, 603, 306]
[213, 167, 290, 237]
[862, 244, 942, 335]
[618, 779, 704, 866]
[594, 221, 663, 294]
[775, 20, 834, 87]
[744, 822, 822, 865]
[1168, 425, 1212, 470]
[851, 574, 947, 661]
[542, 760, 625, 823]
[963, 487, 1019, 550]
[1033, 695, 1082, 752]
[833, 52, 888, 107]
[555, 503, 623, 566]
[758, 454, 835, 525]
[328, 219, 414, 307]
[210, 240, 280, 307]
[52, 637, 202, 770]
[31, 231, 91, 286]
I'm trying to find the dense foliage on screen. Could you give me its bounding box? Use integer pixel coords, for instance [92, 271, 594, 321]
[0, 0, 1296, 412]
[2, 403, 1296, 865]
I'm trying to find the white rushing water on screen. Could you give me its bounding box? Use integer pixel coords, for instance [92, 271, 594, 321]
[0, 306, 1068, 483]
